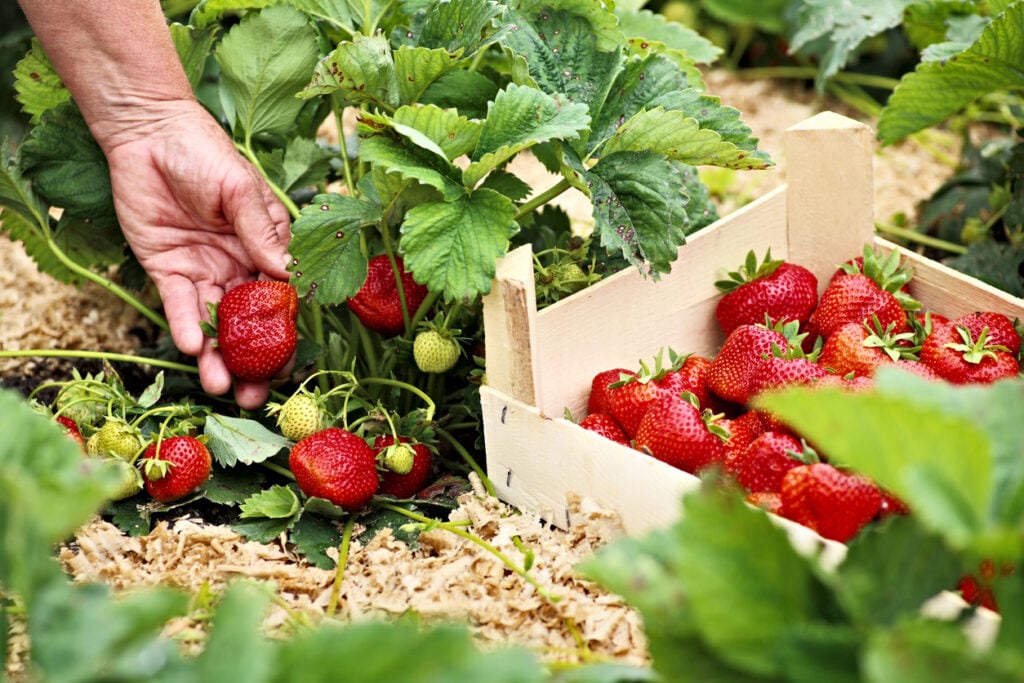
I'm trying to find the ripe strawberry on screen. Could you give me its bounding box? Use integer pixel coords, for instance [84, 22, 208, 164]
[413, 329, 461, 373]
[634, 394, 729, 474]
[715, 250, 818, 335]
[817, 317, 917, 378]
[140, 436, 212, 503]
[956, 559, 1015, 613]
[708, 320, 799, 405]
[579, 412, 630, 446]
[89, 418, 143, 460]
[373, 435, 433, 500]
[720, 410, 766, 475]
[348, 255, 429, 336]
[55, 415, 86, 452]
[268, 392, 323, 441]
[919, 317, 1020, 384]
[587, 368, 633, 416]
[289, 427, 379, 511]
[746, 491, 783, 515]
[746, 348, 830, 399]
[672, 354, 724, 412]
[217, 280, 299, 382]
[811, 246, 920, 340]
[605, 351, 689, 438]
[734, 431, 807, 494]
[955, 311, 1020, 355]
[778, 462, 882, 543]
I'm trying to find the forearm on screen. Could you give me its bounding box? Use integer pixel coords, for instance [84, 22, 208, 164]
[17, 0, 194, 151]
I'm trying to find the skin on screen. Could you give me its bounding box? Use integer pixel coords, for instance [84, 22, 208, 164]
[16, 0, 292, 408]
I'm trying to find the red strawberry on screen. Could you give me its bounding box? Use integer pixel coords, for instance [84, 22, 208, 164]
[373, 435, 433, 500]
[721, 410, 766, 475]
[55, 415, 86, 452]
[634, 394, 729, 474]
[734, 431, 807, 494]
[878, 488, 911, 517]
[579, 412, 631, 446]
[587, 368, 633, 417]
[715, 250, 818, 336]
[708, 320, 800, 405]
[778, 462, 882, 543]
[217, 280, 299, 382]
[605, 351, 689, 438]
[746, 491, 783, 515]
[919, 318, 1020, 384]
[955, 311, 1020, 355]
[289, 427, 379, 511]
[671, 354, 724, 412]
[747, 349, 830, 399]
[140, 436, 212, 503]
[810, 246, 919, 340]
[347, 255, 429, 337]
[817, 317, 916, 378]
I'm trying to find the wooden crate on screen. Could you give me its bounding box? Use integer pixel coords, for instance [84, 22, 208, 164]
[479, 111, 1024, 564]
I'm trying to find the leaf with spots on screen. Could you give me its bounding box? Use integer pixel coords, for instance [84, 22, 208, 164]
[12, 38, 70, 124]
[288, 194, 380, 305]
[399, 188, 518, 300]
[463, 83, 591, 187]
[390, 104, 482, 161]
[301, 33, 399, 109]
[394, 45, 464, 105]
[571, 149, 690, 276]
[414, 0, 506, 56]
[600, 107, 772, 170]
[616, 8, 722, 64]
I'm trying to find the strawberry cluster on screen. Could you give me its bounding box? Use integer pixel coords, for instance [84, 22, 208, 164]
[578, 246, 1022, 544]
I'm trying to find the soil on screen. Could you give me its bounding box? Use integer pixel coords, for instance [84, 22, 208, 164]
[0, 71, 959, 673]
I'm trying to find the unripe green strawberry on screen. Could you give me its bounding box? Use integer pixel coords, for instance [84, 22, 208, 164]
[373, 435, 433, 500]
[381, 442, 416, 476]
[106, 457, 144, 501]
[92, 418, 143, 460]
[271, 393, 322, 441]
[413, 329, 460, 374]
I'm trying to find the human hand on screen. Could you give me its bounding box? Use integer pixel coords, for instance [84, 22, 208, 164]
[101, 99, 293, 409]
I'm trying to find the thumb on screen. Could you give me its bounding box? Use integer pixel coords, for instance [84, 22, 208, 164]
[225, 171, 292, 281]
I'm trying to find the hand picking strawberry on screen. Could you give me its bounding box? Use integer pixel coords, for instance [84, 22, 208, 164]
[215, 280, 299, 383]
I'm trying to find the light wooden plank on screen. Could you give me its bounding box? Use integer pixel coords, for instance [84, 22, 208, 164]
[785, 112, 876, 290]
[481, 244, 539, 404]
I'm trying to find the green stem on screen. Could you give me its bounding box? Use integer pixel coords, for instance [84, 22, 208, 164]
[334, 96, 358, 197]
[515, 178, 572, 221]
[375, 501, 561, 602]
[358, 377, 435, 422]
[0, 349, 198, 374]
[260, 459, 295, 480]
[235, 141, 302, 219]
[326, 515, 356, 618]
[434, 425, 495, 498]
[874, 224, 969, 254]
[735, 65, 901, 92]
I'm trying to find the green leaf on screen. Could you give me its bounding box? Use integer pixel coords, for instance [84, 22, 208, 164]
[833, 515, 964, 628]
[170, 22, 218, 91]
[193, 582, 276, 681]
[500, 2, 623, 117]
[789, 0, 918, 91]
[775, 624, 862, 683]
[204, 414, 292, 467]
[51, 212, 127, 277]
[600, 107, 771, 169]
[290, 0, 362, 31]
[302, 33, 399, 109]
[258, 136, 335, 194]
[616, 9, 722, 63]
[700, 0, 790, 33]
[649, 88, 772, 159]
[516, 0, 626, 51]
[574, 149, 690, 275]
[358, 131, 465, 200]
[419, 68, 500, 118]
[18, 101, 115, 222]
[464, 83, 590, 187]
[12, 38, 69, 124]
[394, 45, 463, 105]
[946, 240, 1024, 297]
[878, 2, 1024, 144]
[671, 484, 820, 678]
[414, 0, 505, 55]
[232, 514, 296, 543]
[290, 511, 344, 568]
[756, 380, 994, 549]
[399, 188, 518, 300]
[240, 485, 302, 519]
[274, 620, 546, 682]
[201, 467, 269, 506]
[391, 104, 482, 161]
[0, 144, 47, 224]
[287, 193, 379, 305]
[215, 5, 320, 138]
[190, 0, 275, 28]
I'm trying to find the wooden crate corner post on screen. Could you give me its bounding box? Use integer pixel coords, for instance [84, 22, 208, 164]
[784, 112, 876, 287]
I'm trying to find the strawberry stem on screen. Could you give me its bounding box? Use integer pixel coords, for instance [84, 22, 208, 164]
[326, 514, 356, 618]
[434, 425, 495, 498]
[0, 348, 198, 374]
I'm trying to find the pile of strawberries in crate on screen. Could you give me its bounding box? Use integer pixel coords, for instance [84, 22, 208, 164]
[578, 246, 1022, 544]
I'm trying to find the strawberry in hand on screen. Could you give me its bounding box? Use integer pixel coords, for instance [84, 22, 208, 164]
[715, 249, 818, 336]
[215, 280, 299, 383]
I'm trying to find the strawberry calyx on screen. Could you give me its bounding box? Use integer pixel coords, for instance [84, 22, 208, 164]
[610, 348, 690, 388]
[840, 245, 921, 312]
[862, 314, 920, 361]
[943, 325, 1012, 364]
[714, 248, 784, 294]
